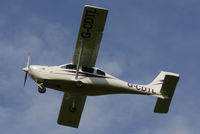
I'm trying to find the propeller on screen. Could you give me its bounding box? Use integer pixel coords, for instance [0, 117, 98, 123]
[22, 53, 30, 86]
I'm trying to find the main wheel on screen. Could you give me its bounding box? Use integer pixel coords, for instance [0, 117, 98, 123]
[76, 81, 83, 88]
[69, 106, 76, 112]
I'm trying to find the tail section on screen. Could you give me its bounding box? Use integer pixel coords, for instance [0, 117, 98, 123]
[146, 71, 179, 113]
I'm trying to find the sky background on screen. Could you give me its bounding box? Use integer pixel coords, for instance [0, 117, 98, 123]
[0, 0, 199, 134]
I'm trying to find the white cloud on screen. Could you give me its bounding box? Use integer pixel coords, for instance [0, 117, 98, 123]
[101, 60, 124, 76]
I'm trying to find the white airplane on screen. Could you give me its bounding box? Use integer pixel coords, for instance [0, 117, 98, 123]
[22, 5, 179, 128]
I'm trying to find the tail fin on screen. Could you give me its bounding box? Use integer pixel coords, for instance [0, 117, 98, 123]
[147, 71, 179, 113]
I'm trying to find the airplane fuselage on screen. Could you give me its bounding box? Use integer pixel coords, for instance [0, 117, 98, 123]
[28, 64, 158, 96]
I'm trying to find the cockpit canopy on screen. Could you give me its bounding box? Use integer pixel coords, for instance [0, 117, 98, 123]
[61, 64, 105, 76]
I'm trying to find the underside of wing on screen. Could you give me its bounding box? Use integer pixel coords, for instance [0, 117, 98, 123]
[57, 93, 87, 128]
[72, 5, 108, 67]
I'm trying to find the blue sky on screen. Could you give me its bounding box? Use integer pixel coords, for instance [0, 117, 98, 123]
[0, 0, 200, 133]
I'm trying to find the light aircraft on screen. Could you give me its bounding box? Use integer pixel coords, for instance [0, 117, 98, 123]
[22, 5, 179, 128]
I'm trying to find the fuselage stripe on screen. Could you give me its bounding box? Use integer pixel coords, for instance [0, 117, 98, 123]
[53, 70, 111, 79]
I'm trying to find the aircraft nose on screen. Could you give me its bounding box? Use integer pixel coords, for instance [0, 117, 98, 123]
[22, 67, 29, 72]
[29, 65, 37, 72]
[22, 65, 34, 73]
[28, 65, 38, 76]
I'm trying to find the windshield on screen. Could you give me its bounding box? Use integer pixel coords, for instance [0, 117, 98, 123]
[66, 64, 77, 70]
[61, 64, 77, 70]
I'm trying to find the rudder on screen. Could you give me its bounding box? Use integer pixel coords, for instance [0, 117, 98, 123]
[154, 74, 179, 113]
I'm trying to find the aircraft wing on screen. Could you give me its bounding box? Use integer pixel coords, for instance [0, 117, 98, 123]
[57, 92, 87, 128]
[72, 5, 108, 67]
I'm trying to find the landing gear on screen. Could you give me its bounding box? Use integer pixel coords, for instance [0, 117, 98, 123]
[38, 83, 46, 93]
[76, 81, 83, 88]
[69, 106, 77, 112]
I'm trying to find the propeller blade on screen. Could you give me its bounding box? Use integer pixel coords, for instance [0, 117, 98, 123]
[23, 53, 30, 87]
[24, 72, 28, 86]
[27, 53, 30, 68]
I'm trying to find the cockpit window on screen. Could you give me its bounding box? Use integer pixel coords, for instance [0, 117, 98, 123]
[97, 69, 105, 76]
[60, 65, 66, 69]
[82, 66, 94, 73]
[66, 64, 77, 70]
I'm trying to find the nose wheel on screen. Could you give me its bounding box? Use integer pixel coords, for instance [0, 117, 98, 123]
[38, 83, 46, 93]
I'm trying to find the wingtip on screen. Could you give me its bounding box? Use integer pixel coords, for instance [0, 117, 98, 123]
[84, 5, 108, 11]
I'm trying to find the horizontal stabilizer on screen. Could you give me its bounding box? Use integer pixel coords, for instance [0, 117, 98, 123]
[154, 75, 179, 113]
